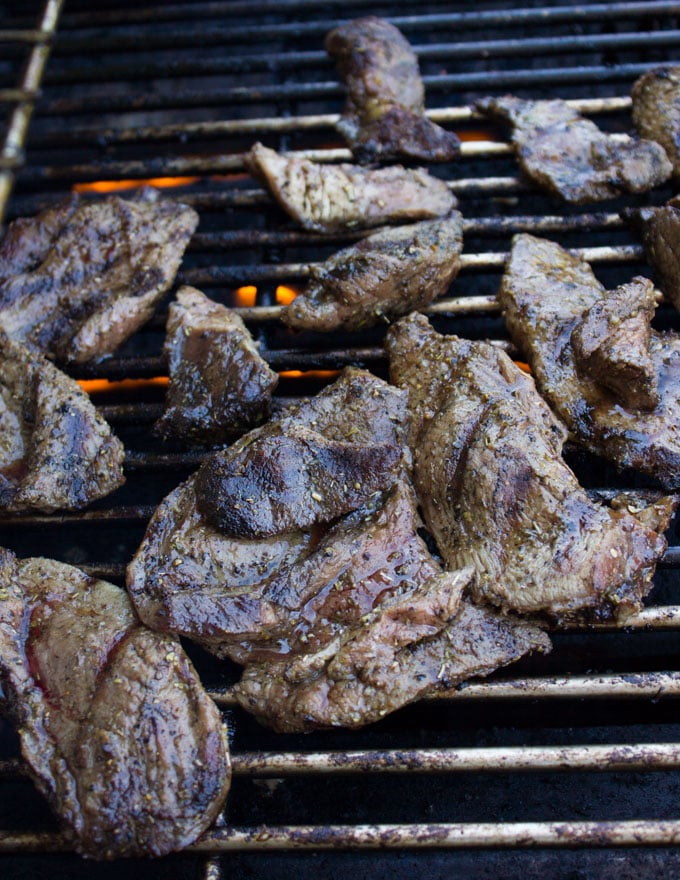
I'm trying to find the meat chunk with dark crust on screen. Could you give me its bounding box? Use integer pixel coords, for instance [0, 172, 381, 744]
[632, 67, 680, 177]
[476, 95, 672, 202]
[127, 368, 412, 661]
[624, 196, 680, 313]
[499, 234, 680, 489]
[325, 16, 460, 163]
[387, 313, 675, 622]
[0, 334, 125, 512]
[154, 286, 278, 443]
[0, 188, 198, 363]
[234, 569, 550, 732]
[283, 215, 463, 332]
[0, 548, 231, 859]
[244, 143, 456, 233]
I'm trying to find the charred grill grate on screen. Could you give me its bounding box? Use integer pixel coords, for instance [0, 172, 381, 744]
[4, 1, 680, 877]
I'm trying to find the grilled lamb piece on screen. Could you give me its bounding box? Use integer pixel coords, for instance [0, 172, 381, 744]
[154, 286, 278, 443]
[499, 234, 680, 489]
[476, 95, 672, 202]
[386, 313, 675, 622]
[283, 215, 463, 332]
[632, 67, 680, 177]
[128, 368, 412, 660]
[325, 16, 460, 163]
[244, 143, 457, 233]
[0, 549, 231, 859]
[0, 188, 198, 363]
[0, 335, 125, 512]
[234, 570, 550, 732]
[624, 196, 680, 312]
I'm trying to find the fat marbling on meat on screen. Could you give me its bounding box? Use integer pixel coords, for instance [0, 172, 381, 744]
[283, 215, 463, 332]
[245, 143, 456, 233]
[325, 16, 460, 163]
[0, 188, 198, 363]
[476, 95, 672, 202]
[154, 286, 278, 443]
[0, 549, 230, 859]
[387, 313, 676, 622]
[499, 234, 680, 489]
[0, 334, 124, 512]
[632, 67, 680, 177]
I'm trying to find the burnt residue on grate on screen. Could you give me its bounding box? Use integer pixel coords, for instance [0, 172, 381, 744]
[3, 1, 680, 878]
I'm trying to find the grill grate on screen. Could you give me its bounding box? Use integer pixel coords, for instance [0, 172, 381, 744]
[3, 1, 680, 878]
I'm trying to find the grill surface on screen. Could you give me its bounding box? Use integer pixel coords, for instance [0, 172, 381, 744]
[3, 1, 680, 878]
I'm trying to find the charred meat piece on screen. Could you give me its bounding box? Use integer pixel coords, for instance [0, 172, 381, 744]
[283, 216, 463, 332]
[196, 424, 402, 537]
[624, 196, 680, 312]
[245, 143, 456, 233]
[387, 313, 675, 622]
[234, 570, 550, 733]
[0, 189, 198, 363]
[0, 335, 125, 512]
[476, 95, 672, 202]
[0, 549, 230, 859]
[632, 67, 680, 177]
[325, 16, 460, 163]
[128, 368, 412, 660]
[499, 234, 680, 489]
[154, 286, 278, 443]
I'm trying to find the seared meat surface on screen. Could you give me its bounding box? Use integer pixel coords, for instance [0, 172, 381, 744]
[0, 189, 198, 363]
[326, 16, 460, 163]
[0, 335, 124, 512]
[154, 286, 278, 443]
[632, 67, 680, 176]
[283, 216, 463, 332]
[245, 143, 456, 233]
[234, 570, 550, 732]
[387, 313, 675, 622]
[476, 95, 672, 202]
[625, 196, 680, 312]
[128, 368, 412, 660]
[0, 549, 230, 859]
[499, 234, 680, 488]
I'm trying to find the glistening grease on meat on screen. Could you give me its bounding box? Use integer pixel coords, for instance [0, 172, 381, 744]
[245, 143, 456, 233]
[476, 95, 672, 202]
[499, 234, 680, 489]
[0, 549, 231, 859]
[154, 286, 278, 443]
[0, 334, 124, 512]
[387, 313, 676, 622]
[0, 188, 198, 363]
[283, 216, 463, 332]
[325, 16, 460, 163]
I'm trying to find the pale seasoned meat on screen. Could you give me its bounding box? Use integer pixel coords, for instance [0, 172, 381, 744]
[195, 424, 402, 537]
[244, 143, 456, 233]
[283, 216, 463, 332]
[0, 334, 125, 512]
[326, 16, 460, 163]
[0, 188, 198, 363]
[234, 570, 550, 732]
[499, 234, 680, 489]
[387, 313, 675, 622]
[154, 286, 278, 443]
[0, 549, 230, 859]
[127, 368, 412, 660]
[476, 95, 672, 202]
[632, 67, 680, 176]
[624, 196, 680, 312]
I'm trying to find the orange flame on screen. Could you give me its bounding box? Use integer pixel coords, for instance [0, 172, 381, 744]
[458, 128, 497, 142]
[279, 370, 340, 381]
[233, 285, 257, 307]
[73, 177, 199, 195]
[78, 377, 168, 394]
[514, 361, 531, 374]
[276, 285, 299, 305]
